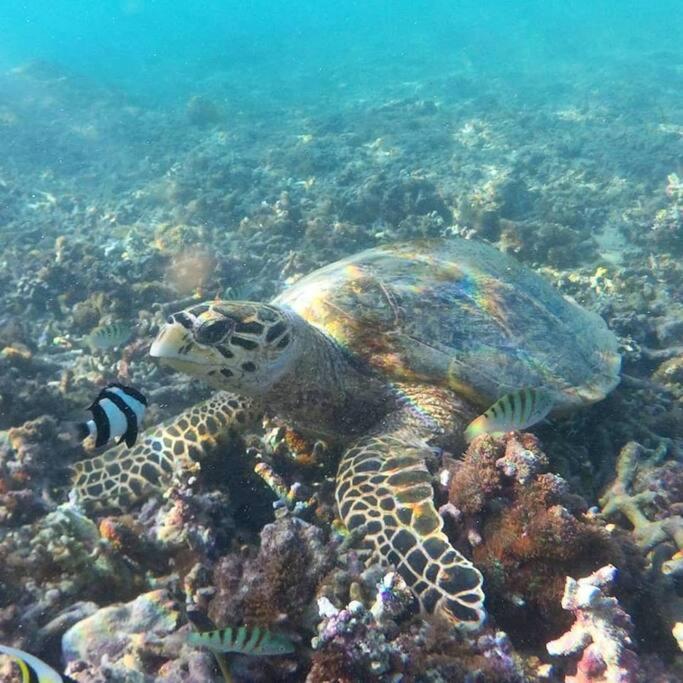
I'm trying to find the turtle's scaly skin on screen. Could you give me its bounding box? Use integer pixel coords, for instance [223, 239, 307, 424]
[337, 385, 486, 626]
[339, 436, 483, 623]
[71, 238, 621, 629]
[71, 393, 258, 510]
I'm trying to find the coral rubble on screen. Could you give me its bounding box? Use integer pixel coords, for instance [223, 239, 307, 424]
[546, 565, 639, 683]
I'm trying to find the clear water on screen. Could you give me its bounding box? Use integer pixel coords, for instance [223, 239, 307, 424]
[2, 1, 681, 103]
[0, 2, 682, 681]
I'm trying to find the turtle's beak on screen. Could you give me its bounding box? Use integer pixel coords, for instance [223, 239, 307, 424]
[150, 321, 223, 378]
[150, 321, 187, 360]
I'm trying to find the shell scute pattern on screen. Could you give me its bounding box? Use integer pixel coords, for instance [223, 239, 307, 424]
[279, 239, 620, 409]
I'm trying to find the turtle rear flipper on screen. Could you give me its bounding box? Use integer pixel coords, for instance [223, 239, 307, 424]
[336, 419, 485, 628]
[70, 392, 261, 511]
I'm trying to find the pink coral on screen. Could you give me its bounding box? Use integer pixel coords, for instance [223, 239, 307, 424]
[546, 565, 639, 683]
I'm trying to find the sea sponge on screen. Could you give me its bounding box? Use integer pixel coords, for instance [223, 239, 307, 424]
[449, 434, 643, 645]
[208, 516, 335, 629]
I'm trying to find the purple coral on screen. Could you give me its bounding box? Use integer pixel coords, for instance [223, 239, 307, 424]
[208, 516, 334, 628]
[546, 565, 639, 683]
[311, 596, 404, 678]
[476, 631, 530, 681]
[369, 571, 415, 623]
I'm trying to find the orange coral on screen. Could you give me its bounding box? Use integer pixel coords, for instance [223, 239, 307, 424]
[448, 434, 504, 515]
[472, 475, 613, 630]
[283, 427, 319, 466]
[448, 434, 643, 645]
[99, 517, 125, 550]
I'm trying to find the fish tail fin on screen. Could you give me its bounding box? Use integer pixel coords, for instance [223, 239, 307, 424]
[464, 415, 487, 443]
[117, 426, 138, 448]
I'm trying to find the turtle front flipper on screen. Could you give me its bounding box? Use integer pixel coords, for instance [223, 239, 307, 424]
[336, 426, 485, 629]
[71, 392, 262, 511]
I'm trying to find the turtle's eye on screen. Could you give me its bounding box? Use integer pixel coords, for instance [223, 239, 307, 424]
[196, 318, 234, 345]
[169, 312, 194, 330]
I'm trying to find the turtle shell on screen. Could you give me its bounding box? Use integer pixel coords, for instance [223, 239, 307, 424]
[273, 239, 620, 410]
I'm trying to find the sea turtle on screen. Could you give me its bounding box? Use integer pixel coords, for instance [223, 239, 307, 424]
[71, 238, 621, 629]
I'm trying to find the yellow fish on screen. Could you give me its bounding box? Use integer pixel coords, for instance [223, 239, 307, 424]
[85, 321, 132, 352]
[188, 625, 294, 656]
[0, 644, 73, 683]
[465, 388, 554, 442]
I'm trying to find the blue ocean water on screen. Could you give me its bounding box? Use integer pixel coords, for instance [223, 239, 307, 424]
[1, 1, 681, 104]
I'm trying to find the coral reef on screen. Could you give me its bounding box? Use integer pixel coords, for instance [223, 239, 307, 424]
[310, 596, 405, 679]
[447, 434, 645, 646]
[207, 516, 335, 630]
[369, 571, 415, 624]
[652, 353, 683, 401]
[308, 576, 538, 682]
[0, 32, 683, 680]
[599, 441, 683, 652]
[62, 589, 217, 682]
[599, 442, 683, 554]
[649, 173, 683, 254]
[0, 501, 146, 653]
[546, 565, 639, 683]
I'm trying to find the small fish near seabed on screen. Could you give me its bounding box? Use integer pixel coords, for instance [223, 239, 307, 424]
[0, 644, 76, 683]
[187, 625, 295, 656]
[84, 321, 132, 352]
[71, 383, 147, 448]
[464, 387, 554, 442]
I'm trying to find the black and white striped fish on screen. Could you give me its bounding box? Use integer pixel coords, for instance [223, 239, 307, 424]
[465, 387, 554, 442]
[187, 625, 295, 656]
[0, 644, 76, 683]
[73, 383, 147, 448]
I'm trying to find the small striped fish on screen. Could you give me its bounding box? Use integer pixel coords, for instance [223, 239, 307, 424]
[465, 387, 554, 442]
[85, 322, 132, 352]
[187, 626, 295, 656]
[0, 644, 75, 683]
[72, 383, 147, 448]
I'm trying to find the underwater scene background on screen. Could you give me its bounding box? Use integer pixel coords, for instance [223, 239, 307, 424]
[0, 1, 682, 681]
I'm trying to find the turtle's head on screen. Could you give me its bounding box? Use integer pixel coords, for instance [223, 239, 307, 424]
[150, 301, 301, 395]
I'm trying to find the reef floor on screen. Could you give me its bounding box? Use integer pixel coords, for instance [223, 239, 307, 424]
[0, 55, 682, 681]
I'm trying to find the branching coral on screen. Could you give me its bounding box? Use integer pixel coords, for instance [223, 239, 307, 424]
[599, 441, 683, 651]
[546, 565, 639, 683]
[599, 442, 683, 553]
